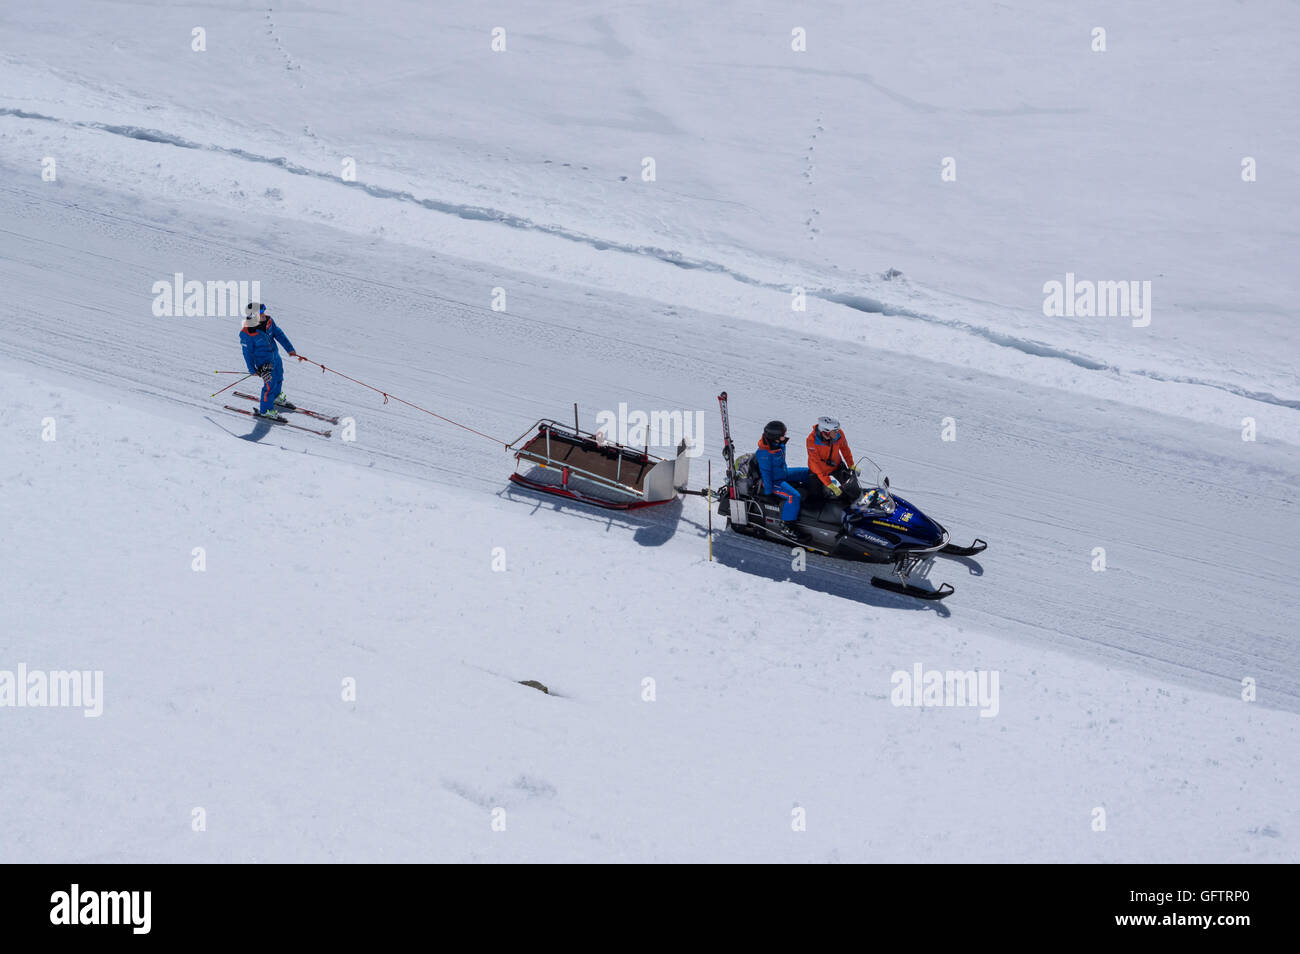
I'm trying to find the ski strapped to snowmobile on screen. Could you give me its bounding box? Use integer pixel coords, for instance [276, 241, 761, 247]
[714, 392, 985, 600]
[507, 405, 692, 511]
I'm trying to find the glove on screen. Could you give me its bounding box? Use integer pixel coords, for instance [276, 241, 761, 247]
[849, 462, 861, 475]
[255, 364, 273, 383]
[827, 479, 843, 498]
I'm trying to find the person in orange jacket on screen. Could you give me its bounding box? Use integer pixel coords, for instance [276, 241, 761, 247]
[805, 416, 859, 499]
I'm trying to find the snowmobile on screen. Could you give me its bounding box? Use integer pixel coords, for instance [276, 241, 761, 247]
[713, 392, 985, 600]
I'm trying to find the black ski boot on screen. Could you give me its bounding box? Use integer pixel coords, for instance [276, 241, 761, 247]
[775, 520, 808, 543]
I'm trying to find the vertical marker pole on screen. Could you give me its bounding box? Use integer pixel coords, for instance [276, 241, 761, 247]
[707, 459, 713, 562]
[574, 402, 579, 435]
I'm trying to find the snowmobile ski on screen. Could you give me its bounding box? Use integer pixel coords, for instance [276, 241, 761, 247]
[940, 539, 987, 557]
[869, 577, 955, 601]
[233, 392, 341, 425]
[223, 405, 332, 438]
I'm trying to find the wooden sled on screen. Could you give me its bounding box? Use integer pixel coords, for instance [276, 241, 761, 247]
[507, 414, 692, 511]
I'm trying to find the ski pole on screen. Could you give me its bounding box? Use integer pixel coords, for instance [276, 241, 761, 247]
[211, 372, 255, 398]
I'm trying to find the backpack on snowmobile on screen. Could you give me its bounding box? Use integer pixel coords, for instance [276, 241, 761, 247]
[733, 452, 760, 495]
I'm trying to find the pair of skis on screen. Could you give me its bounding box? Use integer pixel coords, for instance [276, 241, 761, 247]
[718, 391, 736, 499]
[222, 392, 340, 438]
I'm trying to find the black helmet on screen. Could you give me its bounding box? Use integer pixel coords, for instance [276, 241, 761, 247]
[762, 420, 788, 446]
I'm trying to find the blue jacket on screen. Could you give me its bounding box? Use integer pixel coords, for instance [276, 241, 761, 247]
[240, 317, 295, 373]
[755, 437, 790, 491]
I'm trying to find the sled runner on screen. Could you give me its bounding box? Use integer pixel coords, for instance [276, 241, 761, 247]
[507, 413, 691, 511]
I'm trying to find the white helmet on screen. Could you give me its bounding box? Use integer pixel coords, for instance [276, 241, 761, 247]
[815, 416, 841, 441]
[243, 302, 265, 329]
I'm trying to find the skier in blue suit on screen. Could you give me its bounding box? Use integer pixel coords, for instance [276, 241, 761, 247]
[755, 420, 810, 538]
[239, 302, 298, 419]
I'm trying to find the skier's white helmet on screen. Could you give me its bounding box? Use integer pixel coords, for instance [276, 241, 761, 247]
[816, 416, 841, 441]
[243, 302, 265, 329]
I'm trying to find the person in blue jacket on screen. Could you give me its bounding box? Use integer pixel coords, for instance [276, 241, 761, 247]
[240, 302, 298, 419]
[755, 420, 810, 538]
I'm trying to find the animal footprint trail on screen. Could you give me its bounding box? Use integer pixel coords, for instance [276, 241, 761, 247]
[264, 8, 304, 89]
[804, 117, 823, 242]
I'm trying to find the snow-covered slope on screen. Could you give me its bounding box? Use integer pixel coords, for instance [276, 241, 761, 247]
[3, 367, 1294, 862]
[3, 1, 1297, 431]
[0, 2, 1296, 862]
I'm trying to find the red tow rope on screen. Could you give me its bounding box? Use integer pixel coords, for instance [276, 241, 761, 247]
[293, 354, 509, 447]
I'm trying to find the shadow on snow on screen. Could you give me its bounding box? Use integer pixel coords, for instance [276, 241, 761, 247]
[499, 482, 685, 548]
[709, 531, 952, 617]
[502, 479, 962, 614]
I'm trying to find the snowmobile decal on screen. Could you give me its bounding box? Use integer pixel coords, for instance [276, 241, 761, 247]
[854, 530, 891, 547]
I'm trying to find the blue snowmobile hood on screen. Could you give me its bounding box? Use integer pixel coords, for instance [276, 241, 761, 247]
[844, 493, 945, 548]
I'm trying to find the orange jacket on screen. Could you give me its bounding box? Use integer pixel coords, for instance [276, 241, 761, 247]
[806, 428, 855, 486]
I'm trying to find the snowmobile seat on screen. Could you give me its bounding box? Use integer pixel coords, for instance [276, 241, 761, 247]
[809, 497, 851, 527]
